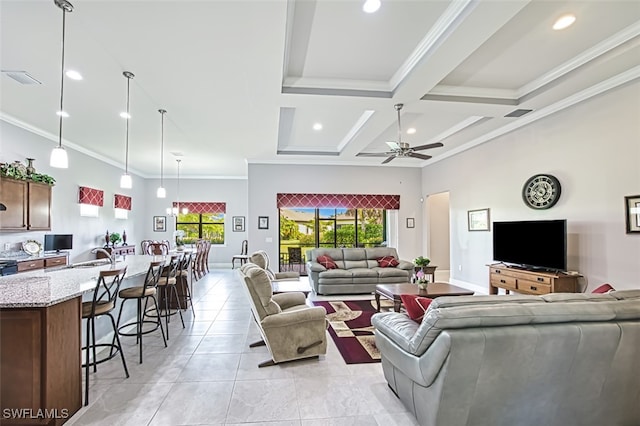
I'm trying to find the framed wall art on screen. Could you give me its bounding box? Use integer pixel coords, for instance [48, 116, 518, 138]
[624, 195, 640, 234]
[258, 216, 269, 230]
[468, 208, 490, 231]
[153, 216, 166, 232]
[233, 216, 245, 232]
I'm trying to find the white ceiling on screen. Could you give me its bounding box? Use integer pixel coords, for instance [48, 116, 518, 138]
[1, 0, 639, 178]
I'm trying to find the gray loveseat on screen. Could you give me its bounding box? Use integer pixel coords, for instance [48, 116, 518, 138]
[306, 247, 413, 295]
[372, 290, 640, 426]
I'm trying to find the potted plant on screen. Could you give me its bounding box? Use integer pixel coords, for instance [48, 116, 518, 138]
[109, 232, 122, 247]
[415, 269, 430, 290]
[414, 256, 431, 270]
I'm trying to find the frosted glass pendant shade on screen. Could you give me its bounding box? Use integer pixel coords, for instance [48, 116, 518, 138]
[120, 173, 132, 189]
[157, 186, 166, 198]
[50, 146, 69, 168]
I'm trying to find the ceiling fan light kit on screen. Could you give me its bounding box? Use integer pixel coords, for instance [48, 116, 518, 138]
[358, 103, 443, 164]
[50, 0, 74, 169]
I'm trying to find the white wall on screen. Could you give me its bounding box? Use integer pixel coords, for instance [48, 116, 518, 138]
[1, 121, 147, 262]
[247, 164, 423, 267]
[426, 191, 450, 270]
[422, 82, 640, 291]
[143, 177, 248, 265]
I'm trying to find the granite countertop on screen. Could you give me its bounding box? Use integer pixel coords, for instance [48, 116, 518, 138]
[0, 255, 165, 308]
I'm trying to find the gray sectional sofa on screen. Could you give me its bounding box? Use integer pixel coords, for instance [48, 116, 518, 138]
[372, 290, 640, 426]
[306, 247, 413, 295]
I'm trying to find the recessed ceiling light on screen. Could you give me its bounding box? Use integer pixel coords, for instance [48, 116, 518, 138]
[56, 111, 69, 118]
[363, 0, 381, 13]
[120, 112, 131, 119]
[65, 70, 83, 80]
[406, 128, 416, 135]
[553, 14, 576, 30]
[313, 123, 323, 131]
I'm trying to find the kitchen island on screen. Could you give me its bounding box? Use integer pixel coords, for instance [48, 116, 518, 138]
[0, 255, 161, 425]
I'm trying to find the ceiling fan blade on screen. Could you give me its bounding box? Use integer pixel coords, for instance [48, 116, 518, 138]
[411, 142, 444, 151]
[386, 141, 400, 150]
[382, 155, 396, 164]
[356, 152, 394, 157]
[408, 152, 432, 160]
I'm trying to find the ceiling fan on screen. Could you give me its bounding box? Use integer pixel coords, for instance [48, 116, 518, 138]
[357, 103, 443, 164]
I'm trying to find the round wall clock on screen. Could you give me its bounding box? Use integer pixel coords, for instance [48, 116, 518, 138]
[522, 174, 562, 209]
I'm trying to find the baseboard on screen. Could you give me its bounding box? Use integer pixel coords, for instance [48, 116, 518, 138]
[449, 278, 490, 295]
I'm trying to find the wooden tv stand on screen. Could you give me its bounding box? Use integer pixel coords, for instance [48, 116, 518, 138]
[489, 264, 579, 295]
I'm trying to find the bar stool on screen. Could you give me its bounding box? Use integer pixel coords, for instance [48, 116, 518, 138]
[82, 266, 129, 406]
[177, 252, 195, 317]
[116, 260, 167, 364]
[156, 255, 185, 339]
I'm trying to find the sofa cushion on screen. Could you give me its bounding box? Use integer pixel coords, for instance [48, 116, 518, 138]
[592, 283, 615, 293]
[317, 255, 338, 269]
[318, 269, 354, 285]
[400, 294, 433, 322]
[376, 267, 411, 278]
[377, 256, 399, 267]
[344, 260, 368, 269]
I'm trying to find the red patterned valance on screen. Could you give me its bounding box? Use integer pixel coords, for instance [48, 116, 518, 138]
[78, 186, 104, 207]
[277, 193, 400, 209]
[114, 194, 132, 210]
[172, 202, 226, 214]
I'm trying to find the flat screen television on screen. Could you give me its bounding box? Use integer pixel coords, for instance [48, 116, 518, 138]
[44, 234, 73, 252]
[492, 220, 566, 271]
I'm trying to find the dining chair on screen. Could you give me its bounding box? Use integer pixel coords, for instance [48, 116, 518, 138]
[146, 242, 169, 255]
[82, 266, 129, 405]
[232, 239, 249, 269]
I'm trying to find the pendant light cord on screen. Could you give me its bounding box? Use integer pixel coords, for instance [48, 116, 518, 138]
[125, 75, 131, 174]
[177, 159, 181, 213]
[396, 104, 403, 144]
[57, 5, 68, 149]
[159, 109, 166, 187]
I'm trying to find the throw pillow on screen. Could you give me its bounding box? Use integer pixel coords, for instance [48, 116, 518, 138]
[317, 255, 338, 269]
[592, 283, 615, 293]
[377, 256, 399, 267]
[400, 294, 433, 322]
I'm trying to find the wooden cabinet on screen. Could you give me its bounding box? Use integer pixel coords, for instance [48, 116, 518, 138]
[0, 298, 82, 425]
[0, 177, 52, 231]
[15, 255, 68, 273]
[17, 259, 46, 272]
[95, 245, 135, 259]
[44, 255, 67, 269]
[489, 264, 579, 295]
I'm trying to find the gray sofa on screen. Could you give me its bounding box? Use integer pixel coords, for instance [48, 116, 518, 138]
[306, 247, 413, 295]
[372, 290, 640, 426]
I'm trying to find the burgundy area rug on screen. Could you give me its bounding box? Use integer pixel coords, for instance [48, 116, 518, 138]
[313, 299, 383, 364]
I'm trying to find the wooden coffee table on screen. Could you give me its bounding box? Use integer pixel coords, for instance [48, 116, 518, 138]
[375, 283, 474, 312]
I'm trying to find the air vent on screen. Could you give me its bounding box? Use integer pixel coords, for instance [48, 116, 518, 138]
[505, 109, 533, 118]
[170, 151, 184, 158]
[1, 70, 42, 85]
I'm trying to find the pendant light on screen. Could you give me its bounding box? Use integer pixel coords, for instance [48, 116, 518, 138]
[120, 71, 134, 189]
[166, 159, 188, 216]
[156, 109, 167, 198]
[50, 0, 74, 169]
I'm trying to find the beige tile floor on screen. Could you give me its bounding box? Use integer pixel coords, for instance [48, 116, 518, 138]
[67, 269, 423, 426]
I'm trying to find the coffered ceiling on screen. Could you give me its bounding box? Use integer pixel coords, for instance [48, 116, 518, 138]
[1, 0, 639, 178]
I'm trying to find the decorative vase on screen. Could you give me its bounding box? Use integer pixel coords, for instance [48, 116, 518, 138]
[177, 245, 184, 252]
[122, 230, 127, 246]
[25, 158, 36, 175]
[105, 230, 110, 247]
[417, 282, 428, 290]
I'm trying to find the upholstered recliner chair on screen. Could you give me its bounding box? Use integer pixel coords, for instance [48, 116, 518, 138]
[249, 250, 299, 281]
[238, 263, 328, 367]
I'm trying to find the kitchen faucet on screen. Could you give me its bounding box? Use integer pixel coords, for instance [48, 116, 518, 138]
[91, 248, 116, 265]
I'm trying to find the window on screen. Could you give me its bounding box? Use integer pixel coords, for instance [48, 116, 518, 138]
[279, 208, 387, 273]
[176, 212, 225, 244]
